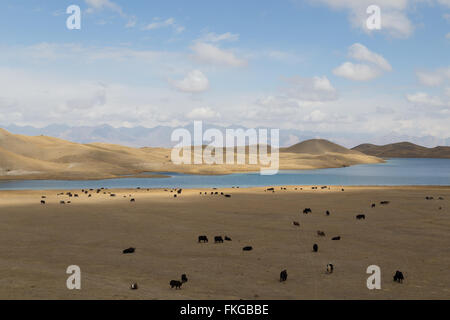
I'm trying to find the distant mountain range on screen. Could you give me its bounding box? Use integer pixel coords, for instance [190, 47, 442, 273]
[1, 123, 449, 149]
[352, 142, 450, 159]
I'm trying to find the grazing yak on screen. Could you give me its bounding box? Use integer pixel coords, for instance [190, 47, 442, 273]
[130, 198, 135, 202]
[303, 208, 312, 214]
[214, 236, 224, 243]
[40, 200, 46, 205]
[317, 231, 326, 237]
[313, 244, 318, 252]
[123, 247, 135, 254]
[293, 221, 300, 226]
[242, 246, 253, 251]
[224, 194, 231, 198]
[224, 236, 232, 241]
[331, 236, 341, 241]
[371, 203, 376, 208]
[393, 271, 404, 283]
[326, 264, 334, 274]
[181, 274, 188, 283]
[356, 214, 366, 220]
[198, 235, 208, 243]
[280, 270, 287, 282]
[170, 280, 182, 289]
[326, 210, 330, 216]
[380, 201, 390, 205]
[60, 201, 65, 204]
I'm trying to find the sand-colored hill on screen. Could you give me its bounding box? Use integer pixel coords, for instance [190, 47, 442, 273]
[282, 139, 359, 155]
[0, 128, 383, 180]
[352, 142, 450, 159]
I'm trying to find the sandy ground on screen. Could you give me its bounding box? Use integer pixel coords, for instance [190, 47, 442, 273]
[0, 186, 448, 300]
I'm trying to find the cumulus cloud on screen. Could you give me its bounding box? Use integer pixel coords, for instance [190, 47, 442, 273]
[190, 42, 247, 67]
[169, 70, 210, 93]
[333, 44, 391, 81]
[311, 0, 414, 38]
[333, 62, 382, 81]
[348, 43, 392, 71]
[186, 107, 220, 120]
[283, 76, 338, 102]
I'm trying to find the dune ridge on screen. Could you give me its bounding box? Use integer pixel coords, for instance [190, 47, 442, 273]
[0, 128, 383, 180]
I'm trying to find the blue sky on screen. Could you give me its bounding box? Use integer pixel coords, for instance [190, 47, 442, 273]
[0, 0, 449, 144]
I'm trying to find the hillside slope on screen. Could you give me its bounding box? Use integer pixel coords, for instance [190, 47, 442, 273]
[0, 128, 383, 180]
[352, 142, 450, 158]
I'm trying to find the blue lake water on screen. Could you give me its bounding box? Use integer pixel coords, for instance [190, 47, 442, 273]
[0, 158, 449, 190]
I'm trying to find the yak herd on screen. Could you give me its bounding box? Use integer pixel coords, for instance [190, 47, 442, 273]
[36, 185, 445, 294]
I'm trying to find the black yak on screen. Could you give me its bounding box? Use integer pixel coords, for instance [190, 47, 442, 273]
[123, 247, 135, 254]
[393, 271, 404, 283]
[198, 235, 208, 243]
[280, 270, 287, 282]
[331, 236, 341, 240]
[214, 236, 224, 243]
[313, 244, 318, 252]
[170, 280, 182, 289]
[181, 274, 188, 283]
[356, 214, 366, 220]
[242, 246, 253, 251]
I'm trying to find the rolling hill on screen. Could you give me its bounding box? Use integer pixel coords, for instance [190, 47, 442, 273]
[352, 142, 450, 159]
[0, 128, 383, 180]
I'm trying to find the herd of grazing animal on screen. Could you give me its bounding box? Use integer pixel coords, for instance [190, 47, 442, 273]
[35, 185, 446, 293]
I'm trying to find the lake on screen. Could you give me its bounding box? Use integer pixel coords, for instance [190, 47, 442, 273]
[0, 158, 449, 190]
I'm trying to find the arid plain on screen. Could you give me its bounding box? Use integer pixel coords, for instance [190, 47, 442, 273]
[0, 186, 448, 299]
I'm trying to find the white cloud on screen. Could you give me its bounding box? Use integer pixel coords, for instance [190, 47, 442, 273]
[283, 76, 338, 102]
[304, 110, 328, 122]
[190, 42, 247, 67]
[169, 70, 209, 93]
[311, 0, 414, 38]
[333, 62, 381, 81]
[85, 0, 135, 27]
[406, 92, 446, 107]
[348, 43, 392, 71]
[333, 43, 391, 81]
[416, 67, 450, 86]
[143, 17, 185, 33]
[187, 107, 220, 120]
[199, 32, 240, 43]
[446, 32, 450, 39]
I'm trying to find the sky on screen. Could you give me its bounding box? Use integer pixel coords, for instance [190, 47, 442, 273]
[0, 0, 449, 142]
